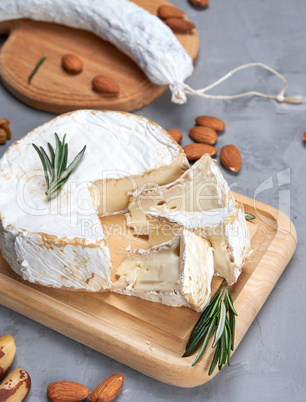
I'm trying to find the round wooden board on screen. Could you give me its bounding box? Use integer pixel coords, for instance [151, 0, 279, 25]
[0, 0, 199, 114]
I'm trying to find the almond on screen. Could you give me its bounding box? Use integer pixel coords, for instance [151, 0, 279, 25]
[0, 129, 7, 145]
[189, 0, 210, 8]
[183, 144, 218, 161]
[0, 118, 11, 140]
[195, 116, 226, 132]
[165, 18, 195, 33]
[62, 54, 83, 74]
[47, 381, 90, 402]
[92, 76, 120, 96]
[157, 5, 185, 19]
[189, 126, 217, 145]
[303, 131, 306, 143]
[0, 335, 16, 380]
[0, 368, 31, 401]
[89, 373, 124, 402]
[220, 145, 241, 172]
[167, 129, 183, 143]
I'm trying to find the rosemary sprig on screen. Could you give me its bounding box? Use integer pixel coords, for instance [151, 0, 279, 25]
[245, 212, 256, 220]
[33, 133, 86, 198]
[28, 56, 47, 84]
[183, 281, 237, 375]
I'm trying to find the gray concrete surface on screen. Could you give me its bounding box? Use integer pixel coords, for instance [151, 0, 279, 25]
[0, 0, 305, 400]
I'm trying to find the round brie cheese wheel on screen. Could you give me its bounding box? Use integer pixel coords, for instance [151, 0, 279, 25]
[0, 110, 189, 290]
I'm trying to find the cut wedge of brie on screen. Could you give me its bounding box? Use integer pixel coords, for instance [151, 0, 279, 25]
[0, 110, 188, 290]
[126, 154, 235, 235]
[147, 202, 250, 286]
[112, 229, 214, 312]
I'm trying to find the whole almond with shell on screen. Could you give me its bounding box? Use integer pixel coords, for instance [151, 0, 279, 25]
[89, 373, 124, 402]
[62, 54, 83, 74]
[183, 144, 218, 161]
[157, 5, 185, 19]
[47, 381, 90, 402]
[220, 145, 242, 172]
[195, 116, 226, 132]
[189, 126, 217, 145]
[167, 129, 183, 143]
[92, 76, 120, 96]
[165, 18, 195, 33]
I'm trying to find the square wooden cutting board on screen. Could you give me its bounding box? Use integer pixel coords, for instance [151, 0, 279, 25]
[0, 192, 297, 387]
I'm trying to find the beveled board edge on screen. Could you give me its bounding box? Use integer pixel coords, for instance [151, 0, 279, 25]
[0, 193, 297, 387]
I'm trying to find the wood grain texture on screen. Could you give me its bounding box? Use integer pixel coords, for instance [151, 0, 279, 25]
[0, 192, 297, 387]
[0, 0, 199, 113]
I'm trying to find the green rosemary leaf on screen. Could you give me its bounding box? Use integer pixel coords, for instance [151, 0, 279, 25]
[219, 334, 225, 370]
[208, 342, 221, 376]
[183, 325, 210, 357]
[204, 292, 222, 325]
[186, 291, 220, 348]
[58, 134, 67, 175]
[54, 133, 62, 178]
[59, 145, 86, 181]
[224, 321, 229, 352]
[227, 292, 238, 316]
[245, 212, 256, 220]
[192, 317, 216, 366]
[48, 142, 55, 167]
[40, 146, 52, 176]
[225, 318, 232, 366]
[212, 301, 226, 347]
[32, 144, 49, 190]
[62, 144, 68, 172]
[28, 56, 47, 84]
[229, 309, 236, 351]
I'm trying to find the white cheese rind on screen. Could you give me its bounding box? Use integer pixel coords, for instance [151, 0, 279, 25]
[0, 110, 187, 290]
[127, 154, 235, 234]
[0, 0, 194, 98]
[112, 230, 214, 312]
[147, 203, 250, 286]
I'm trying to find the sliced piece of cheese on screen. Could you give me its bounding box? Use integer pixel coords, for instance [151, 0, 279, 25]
[0, 110, 188, 290]
[147, 203, 250, 286]
[112, 229, 214, 312]
[126, 154, 235, 235]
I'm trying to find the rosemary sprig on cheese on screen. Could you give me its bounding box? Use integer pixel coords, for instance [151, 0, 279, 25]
[183, 281, 237, 375]
[33, 133, 86, 197]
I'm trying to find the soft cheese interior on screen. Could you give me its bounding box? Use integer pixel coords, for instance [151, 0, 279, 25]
[147, 203, 250, 286]
[126, 154, 235, 234]
[0, 110, 188, 290]
[125, 154, 250, 286]
[113, 229, 214, 312]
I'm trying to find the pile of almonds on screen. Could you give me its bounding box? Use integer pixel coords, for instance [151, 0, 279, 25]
[47, 373, 123, 402]
[0, 119, 11, 145]
[168, 115, 242, 173]
[61, 54, 120, 96]
[157, 5, 195, 33]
